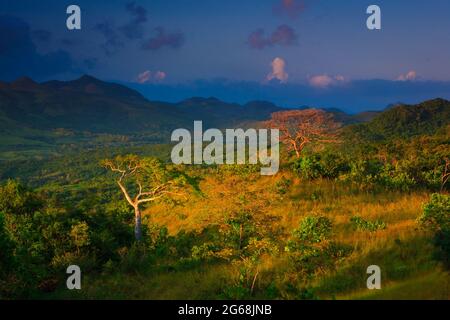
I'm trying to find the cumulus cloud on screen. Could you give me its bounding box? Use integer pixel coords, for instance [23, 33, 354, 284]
[141, 27, 185, 50]
[248, 24, 298, 49]
[397, 70, 417, 81]
[308, 74, 346, 88]
[266, 57, 289, 83]
[137, 70, 166, 83]
[120, 1, 148, 40]
[273, 0, 306, 19]
[0, 15, 74, 80]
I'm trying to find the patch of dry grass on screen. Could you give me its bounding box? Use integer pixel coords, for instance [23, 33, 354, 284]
[54, 170, 443, 299]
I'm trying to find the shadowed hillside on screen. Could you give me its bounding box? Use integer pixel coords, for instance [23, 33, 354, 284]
[0, 75, 382, 159]
[0, 76, 285, 158]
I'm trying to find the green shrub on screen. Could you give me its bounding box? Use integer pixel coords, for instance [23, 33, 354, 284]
[379, 163, 416, 191]
[0, 180, 43, 215]
[293, 155, 323, 180]
[419, 193, 450, 268]
[191, 242, 221, 261]
[290, 216, 332, 244]
[320, 152, 350, 179]
[350, 216, 386, 232]
[340, 159, 383, 187]
[274, 177, 291, 195]
[285, 216, 351, 278]
[0, 212, 14, 277]
[292, 152, 349, 180]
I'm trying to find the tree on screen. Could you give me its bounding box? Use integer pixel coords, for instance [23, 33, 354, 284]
[419, 193, 450, 267]
[267, 109, 341, 158]
[0, 179, 43, 215]
[70, 222, 90, 255]
[285, 216, 352, 277]
[441, 158, 450, 192]
[0, 211, 14, 278]
[102, 155, 186, 241]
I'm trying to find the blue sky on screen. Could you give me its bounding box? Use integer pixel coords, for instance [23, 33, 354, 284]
[1, 0, 450, 112]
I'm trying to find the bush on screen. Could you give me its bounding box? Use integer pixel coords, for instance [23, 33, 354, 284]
[292, 152, 350, 181]
[274, 177, 291, 195]
[290, 216, 333, 244]
[0, 180, 140, 297]
[0, 180, 43, 215]
[340, 159, 383, 187]
[293, 156, 323, 180]
[320, 152, 350, 179]
[379, 162, 416, 191]
[0, 212, 14, 277]
[285, 216, 351, 278]
[350, 216, 386, 232]
[419, 193, 450, 268]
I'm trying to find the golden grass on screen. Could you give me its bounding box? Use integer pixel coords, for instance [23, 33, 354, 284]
[54, 170, 444, 300]
[340, 269, 450, 300]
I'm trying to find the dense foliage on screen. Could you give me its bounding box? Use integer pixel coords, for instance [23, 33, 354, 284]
[420, 193, 450, 268]
[0, 97, 448, 299]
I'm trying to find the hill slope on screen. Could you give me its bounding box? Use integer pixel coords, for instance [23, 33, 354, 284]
[0, 75, 182, 135]
[2, 75, 447, 159]
[0, 75, 288, 135]
[0, 75, 289, 158]
[345, 98, 450, 141]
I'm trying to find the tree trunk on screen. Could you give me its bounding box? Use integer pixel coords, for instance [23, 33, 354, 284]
[134, 206, 142, 241]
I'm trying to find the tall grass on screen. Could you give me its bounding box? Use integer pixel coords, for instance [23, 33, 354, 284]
[46, 171, 447, 299]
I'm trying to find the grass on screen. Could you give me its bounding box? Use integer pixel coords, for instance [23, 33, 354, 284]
[42, 171, 448, 300]
[43, 264, 231, 300]
[341, 270, 449, 300]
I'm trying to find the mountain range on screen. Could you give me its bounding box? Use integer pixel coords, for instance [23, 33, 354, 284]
[0, 75, 449, 158]
[0, 76, 286, 134]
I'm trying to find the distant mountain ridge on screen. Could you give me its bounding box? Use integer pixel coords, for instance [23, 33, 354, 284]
[0, 75, 291, 154]
[1, 75, 447, 156]
[0, 75, 287, 135]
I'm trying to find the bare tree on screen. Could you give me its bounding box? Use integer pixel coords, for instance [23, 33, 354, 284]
[102, 155, 186, 241]
[266, 109, 341, 158]
[441, 158, 450, 193]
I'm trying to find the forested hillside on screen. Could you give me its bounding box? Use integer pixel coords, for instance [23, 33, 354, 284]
[345, 98, 450, 141]
[0, 75, 379, 160]
[1, 89, 448, 299]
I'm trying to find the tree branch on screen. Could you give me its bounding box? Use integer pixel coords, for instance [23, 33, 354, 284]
[117, 180, 136, 207]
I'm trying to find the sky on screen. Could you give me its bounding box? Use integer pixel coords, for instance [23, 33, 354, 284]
[1, 0, 450, 112]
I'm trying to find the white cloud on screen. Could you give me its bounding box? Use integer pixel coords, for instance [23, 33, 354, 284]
[308, 74, 345, 88]
[137, 70, 151, 83]
[154, 71, 166, 80]
[266, 57, 288, 83]
[397, 70, 417, 81]
[137, 70, 166, 83]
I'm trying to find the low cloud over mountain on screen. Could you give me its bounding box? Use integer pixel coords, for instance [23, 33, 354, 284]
[128, 78, 450, 113]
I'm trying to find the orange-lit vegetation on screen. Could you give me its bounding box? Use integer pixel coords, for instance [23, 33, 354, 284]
[0, 99, 449, 300]
[267, 109, 341, 158]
